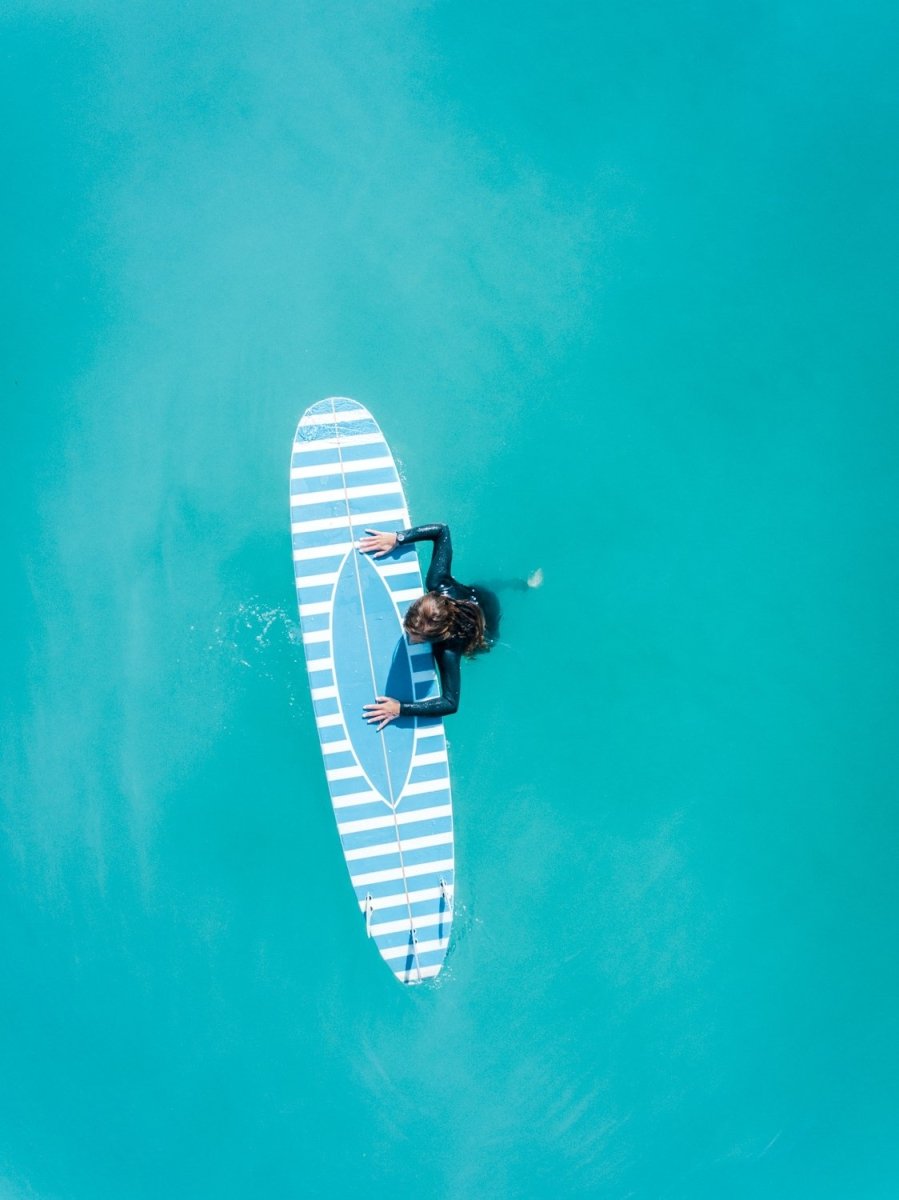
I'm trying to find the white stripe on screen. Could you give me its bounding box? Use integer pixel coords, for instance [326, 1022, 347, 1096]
[293, 433, 384, 452]
[357, 885, 445, 911]
[414, 724, 444, 739]
[402, 777, 450, 797]
[291, 508, 407, 534]
[295, 570, 339, 588]
[306, 657, 334, 673]
[303, 629, 332, 645]
[311, 684, 337, 701]
[322, 739, 352, 756]
[394, 962, 442, 981]
[291, 455, 394, 479]
[380, 936, 449, 961]
[351, 857, 454, 887]
[331, 788, 385, 810]
[408, 642, 432, 656]
[300, 601, 332, 616]
[338, 803, 452, 836]
[378, 562, 421, 578]
[412, 669, 436, 684]
[300, 408, 373, 426]
[344, 832, 452, 863]
[316, 713, 344, 729]
[290, 481, 402, 508]
[326, 764, 365, 782]
[391, 587, 423, 602]
[371, 910, 451, 937]
[411, 750, 448, 768]
[293, 541, 352, 561]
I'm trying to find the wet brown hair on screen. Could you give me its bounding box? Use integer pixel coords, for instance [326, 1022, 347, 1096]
[404, 591, 488, 656]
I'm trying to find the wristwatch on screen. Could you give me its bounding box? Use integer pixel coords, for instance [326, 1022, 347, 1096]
[395, 530, 406, 545]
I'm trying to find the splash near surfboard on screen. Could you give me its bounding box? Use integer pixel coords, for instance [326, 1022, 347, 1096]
[290, 397, 455, 984]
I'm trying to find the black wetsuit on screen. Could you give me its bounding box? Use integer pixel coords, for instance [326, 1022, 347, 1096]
[394, 524, 499, 718]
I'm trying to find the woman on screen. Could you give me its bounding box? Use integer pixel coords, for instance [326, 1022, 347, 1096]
[358, 523, 501, 729]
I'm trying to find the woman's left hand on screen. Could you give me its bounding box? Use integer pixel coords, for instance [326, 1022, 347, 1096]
[363, 696, 401, 731]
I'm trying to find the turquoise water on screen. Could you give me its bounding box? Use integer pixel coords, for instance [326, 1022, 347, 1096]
[3, 1, 899, 1195]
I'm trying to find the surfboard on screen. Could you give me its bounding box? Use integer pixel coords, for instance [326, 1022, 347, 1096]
[290, 397, 455, 985]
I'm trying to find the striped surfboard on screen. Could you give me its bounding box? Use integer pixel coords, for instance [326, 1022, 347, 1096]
[290, 397, 455, 984]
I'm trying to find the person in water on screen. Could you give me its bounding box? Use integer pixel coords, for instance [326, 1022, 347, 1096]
[358, 523, 502, 729]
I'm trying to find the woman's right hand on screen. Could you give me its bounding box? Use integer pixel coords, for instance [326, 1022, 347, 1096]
[359, 529, 398, 558]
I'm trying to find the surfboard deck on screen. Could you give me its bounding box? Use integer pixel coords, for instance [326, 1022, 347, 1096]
[290, 397, 455, 984]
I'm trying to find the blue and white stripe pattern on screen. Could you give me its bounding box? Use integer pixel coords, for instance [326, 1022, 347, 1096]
[291, 397, 454, 984]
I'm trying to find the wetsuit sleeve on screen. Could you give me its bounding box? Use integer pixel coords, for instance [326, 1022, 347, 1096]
[398, 643, 461, 717]
[397, 523, 453, 591]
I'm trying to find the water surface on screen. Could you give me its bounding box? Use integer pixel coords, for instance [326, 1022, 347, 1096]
[3, 1, 898, 1196]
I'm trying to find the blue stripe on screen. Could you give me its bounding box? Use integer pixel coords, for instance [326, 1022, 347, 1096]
[335, 789, 453, 827]
[352, 868, 454, 903]
[293, 492, 404, 519]
[348, 838, 453, 879]
[351, 849, 403, 875]
[390, 947, 450, 974]
[295, 553, 350, 578]
[291, 466, 398, 494]
[371, 914, 453, 947]
[292, 527, 357, 550]
[412, 735, 446, 755]
[346, 491, 404, 513]
[407, 762, 450, 786]
[333, 798, 393, 823]
[373, 927, 451, 955]
[391, 790, 452, 815]
[297, 400, 374, 418]
[299, 612, 330, 636]
[292, 497, 346, 519]
[370, 894, 452, 925]
[399, 788, 451, 810]
[340, 815, 453, 855]
[328, 774, 380, 799]
[307, 397, 364, 414]
[291, 515, 406, 547]
[323, 750, 357, 771]
[372, 912, 451, 940]
[292, 439, 389, 470]
[294, 582, 334, 604]
[398, 842, 454, 870]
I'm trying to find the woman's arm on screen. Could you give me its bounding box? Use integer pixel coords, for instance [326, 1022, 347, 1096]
[397, 524, 453, 591]
[363, 645, 461, 725]
[398, 643, 461, 717]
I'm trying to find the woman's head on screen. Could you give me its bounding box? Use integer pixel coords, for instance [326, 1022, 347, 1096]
[404, 591, 488, 656]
